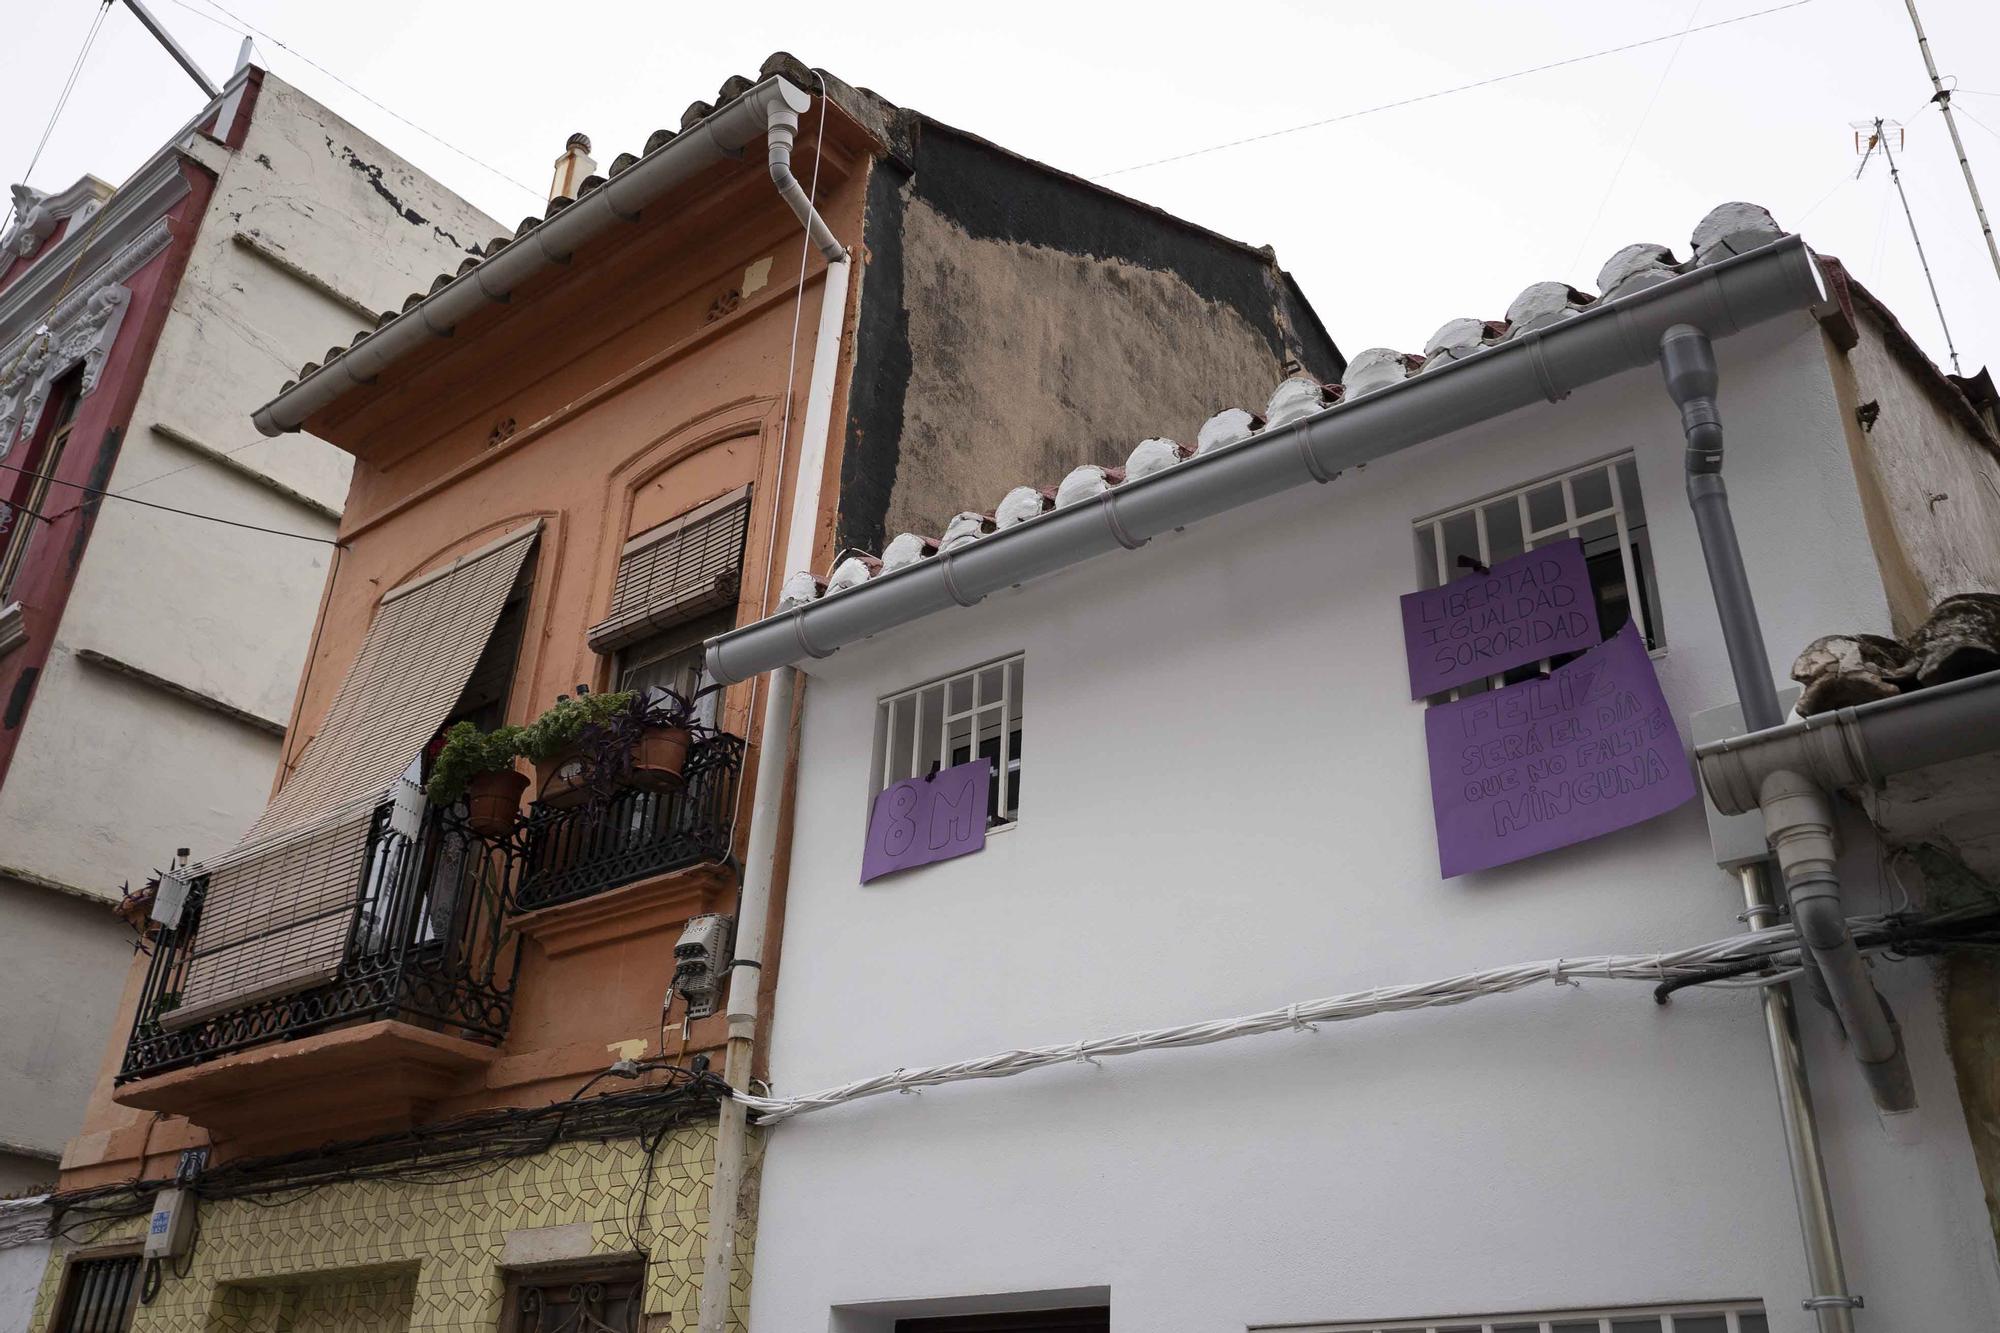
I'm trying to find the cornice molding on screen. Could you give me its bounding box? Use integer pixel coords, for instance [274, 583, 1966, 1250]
[1, 176, 114, 263]
[0, 153, 188, 349]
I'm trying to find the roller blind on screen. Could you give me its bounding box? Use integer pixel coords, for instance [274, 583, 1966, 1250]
[173, 524, 538, 1020]
[587, 488, 748, 653]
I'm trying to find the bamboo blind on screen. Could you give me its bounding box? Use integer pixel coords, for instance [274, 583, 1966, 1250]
[175, 525, 538, 1018]
[586, 488, 748, 653]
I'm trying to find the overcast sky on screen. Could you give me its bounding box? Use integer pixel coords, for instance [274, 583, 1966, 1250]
[7, 0, 1999, 384]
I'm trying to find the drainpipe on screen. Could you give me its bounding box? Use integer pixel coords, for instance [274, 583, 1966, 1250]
[1660, 323, 1915, 1123]
[695, 98, 850, 1333]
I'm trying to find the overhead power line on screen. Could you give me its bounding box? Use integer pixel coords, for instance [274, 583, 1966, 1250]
[0, 459, 341, 545]
[1091, 0, 1819, 180]
[167, 0, 543, 203]
[2, 2, 114, 235]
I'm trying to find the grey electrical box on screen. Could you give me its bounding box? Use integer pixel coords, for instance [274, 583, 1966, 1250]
[1690, 686, 1801, 871]
[144, 1187, 195, 1260]
[673, 914, 734, 1020]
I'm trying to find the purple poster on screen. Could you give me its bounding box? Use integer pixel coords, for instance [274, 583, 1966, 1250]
[1401, 538, 1600, 698]
[860, 757, 992, 883]
[1424, 623, 1695, 878]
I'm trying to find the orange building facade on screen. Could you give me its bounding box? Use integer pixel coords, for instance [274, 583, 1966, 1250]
[35, 55, 1338, 1333]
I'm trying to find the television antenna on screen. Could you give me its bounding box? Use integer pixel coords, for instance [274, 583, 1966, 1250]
[1898, 0, 2000, 286]
[1855, 116, 1962, 374]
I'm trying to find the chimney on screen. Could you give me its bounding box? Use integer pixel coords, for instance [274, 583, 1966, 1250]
[549, 132, 595, 201]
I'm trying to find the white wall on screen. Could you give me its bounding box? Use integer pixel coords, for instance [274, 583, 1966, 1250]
[0, 72, 500, 1160]
[749, 313, 2000, 1333]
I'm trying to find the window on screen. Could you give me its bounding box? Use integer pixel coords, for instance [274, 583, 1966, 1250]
[1260, 1301, 1767, 1333]
[897, 1311, 1109, 1332]
[50, 1254, 141, 1333]
[1413, 454, 1660, 698]
[616, 606, 733, 730]
[0, 373, 81, 600]
[873, 655, 1024, 828]
[502, 1259, 645, 1333]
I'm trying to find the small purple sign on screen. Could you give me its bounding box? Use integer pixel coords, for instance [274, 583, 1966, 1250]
[1424, 623, 1695, 878]
[860, 757, 992, 883]
[1401, 538, 1600, 699]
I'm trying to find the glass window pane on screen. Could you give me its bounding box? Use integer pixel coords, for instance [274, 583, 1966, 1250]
[1571, 464, 1613, 517]
[1527, 481, 1568, 533]
[977, 664, 1006, 709]
[915, 686, 944, 774]
[1482, 497, 1525, 564]
[1440, 510, 1480, 578]
[1415, 524, 1441, 589]
[1007, 656, 1025, 726]
[1672, 1319, 1729, 1333]
[1609, 1321, 1663, 1332]
[885, 695, 917, 783]
[1737, 1317, 1768, 1333]
[947, 673, 974, 715]
[1617, 456, 1647, 525]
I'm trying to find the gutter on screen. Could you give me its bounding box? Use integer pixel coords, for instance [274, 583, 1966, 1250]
[250, 76, 817, 437]
[1697, 668, 2000, 815]
[706, 234, 1826, 685]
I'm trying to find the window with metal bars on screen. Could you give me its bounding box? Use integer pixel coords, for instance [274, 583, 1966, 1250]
[1257, 1300, 1768, 1333]
[49, 1254, 141, 1333]
[872, 654, 1024, 829]
[1413, 454, 1660, 702]
[501, 1258, 645, 1333]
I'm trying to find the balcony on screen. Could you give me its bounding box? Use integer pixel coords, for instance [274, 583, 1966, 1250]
[113, 734, 743, 1129]
[512, 733, 742, 913]
[118, 801, 517, 1088]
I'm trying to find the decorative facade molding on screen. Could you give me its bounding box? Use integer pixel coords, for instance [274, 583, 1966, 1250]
[2, 177, 111, 262]
[0, 217, 172, 451]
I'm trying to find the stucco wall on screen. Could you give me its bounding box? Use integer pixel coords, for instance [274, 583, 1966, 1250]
[0, 879, 135, 1160]
[750, 314, 2000, 1332]
[1824, 311, 2000, 636]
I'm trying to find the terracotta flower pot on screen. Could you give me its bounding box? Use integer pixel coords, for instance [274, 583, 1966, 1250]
[628, 724, 693, 791]
[535, 751, 593, 809]
[465, 768, 530, 835]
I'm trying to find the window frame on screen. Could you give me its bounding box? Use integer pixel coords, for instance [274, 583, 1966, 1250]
[0, 371, 83, 601]
[1252, 1299, 1768, 1333]
[498, 1255, 648, 1333]
[47, 1247, 143, 1333]
[870, 652, 1025, 832]
[1412, 451, 1661, 702]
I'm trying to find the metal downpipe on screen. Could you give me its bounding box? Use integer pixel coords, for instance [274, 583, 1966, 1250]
[1740, 864, 1859, 1331]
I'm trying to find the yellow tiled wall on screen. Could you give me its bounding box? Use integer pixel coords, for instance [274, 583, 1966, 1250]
[30, 1126, 755, 1332]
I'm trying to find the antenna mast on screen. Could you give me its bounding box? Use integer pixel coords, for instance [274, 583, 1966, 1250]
[1900, 0, 2000, 286]
[1868, 118, 1962, 375]
[116, 0, 220, 99]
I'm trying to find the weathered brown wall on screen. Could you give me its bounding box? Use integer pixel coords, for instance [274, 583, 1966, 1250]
[1824, 312, 2000, 637]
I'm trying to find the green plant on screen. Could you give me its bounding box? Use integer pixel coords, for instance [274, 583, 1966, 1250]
[520, 691, 635, 764]
[425, 721, 529, 805]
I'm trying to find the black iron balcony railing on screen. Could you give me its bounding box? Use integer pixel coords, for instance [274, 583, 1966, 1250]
[119, 802, 518, 1084]
[512, 733, 743, 913]
[117, 735, 742, 1085]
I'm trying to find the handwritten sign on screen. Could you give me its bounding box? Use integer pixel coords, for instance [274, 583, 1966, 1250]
[861, 757, 991, 883]
[1424, 623, 1695, 878]
[1401, 538, 1600, 698]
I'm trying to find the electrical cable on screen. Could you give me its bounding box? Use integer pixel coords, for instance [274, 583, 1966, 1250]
[173, 0, 543, 203]
[1565, 0, 1705, 273]
[733, 906, 2000, 1126]
[0, 458, 342, 545]
[1, 1, 113, 236]
[1090, 0, 1820, 180]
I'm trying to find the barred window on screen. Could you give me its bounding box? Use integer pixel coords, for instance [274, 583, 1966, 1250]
[1258, 1300, 1768, 1333]
[502, 1259, 645, 1333]
[50, 1255, 141, 1333]
[1414, 453, 1660, 701]
[872, 654, 1024, 828]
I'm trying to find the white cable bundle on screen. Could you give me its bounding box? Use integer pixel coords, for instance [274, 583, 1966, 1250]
[735, 913, 1915, 1125]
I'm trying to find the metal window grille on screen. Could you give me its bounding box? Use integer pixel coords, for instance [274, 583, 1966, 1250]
[872, 654, 1024, 827]
[587, 487, 749, 653]
[502, 1259, 645, 1333]
[51, 1255, 141, 1333]
[1256, 1300, 1768, 1333]
[1413, 453, 1660, 701]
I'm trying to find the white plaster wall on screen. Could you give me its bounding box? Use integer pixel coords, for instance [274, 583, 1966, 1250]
[0, 72, 500, 896]
[750, 313, 2000, 1333]
[0, 1237, 53, 1333]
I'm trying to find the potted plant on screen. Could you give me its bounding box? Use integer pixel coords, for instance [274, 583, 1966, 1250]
[426, 721, 530, 835]
[521, 690, 637, 809]
[523, 686, 709, 808]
